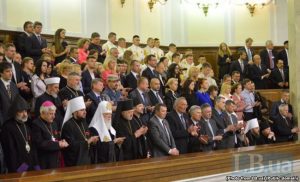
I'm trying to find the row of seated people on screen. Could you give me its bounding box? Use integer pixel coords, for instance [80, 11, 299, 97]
[0, 57, 297, 174]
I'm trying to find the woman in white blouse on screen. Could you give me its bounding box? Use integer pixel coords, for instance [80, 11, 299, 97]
[31, 59, 48, 98]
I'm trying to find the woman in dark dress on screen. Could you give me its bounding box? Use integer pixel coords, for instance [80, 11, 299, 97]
[164, 78, 180, 112]
[217, 42, 232, 80]
[181, 79, 200, 111]
[51, 28, 69, 65]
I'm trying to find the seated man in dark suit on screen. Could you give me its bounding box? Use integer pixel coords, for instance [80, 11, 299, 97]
[124, 60, 141, 90]
[247, 54, 271, 89]
[0, 62, 19, 127]
[148, 78, 164, 105]
[199, 103, 223, 152]
[270, 90, 293, 119]
[117, 60, 128, 87]
[259, 40, 277, 70]
[85, 78, 111, 124]
[148, 104, 179, 157]
[68, 47, 79, 63]
[15, 21, 33, 58]
[231, 71, 241, 85]
[25, 21, 50, 62]
[277, 40, 289, 69]
[142, 54, 157, 82]
[270, 104, 299, 143]
[269, 59, 289, 89]
[81, 56, 98, 94]
[129, 77, 153, 124]
[167, 97, 198, 154]
[229, 50, 248, 79]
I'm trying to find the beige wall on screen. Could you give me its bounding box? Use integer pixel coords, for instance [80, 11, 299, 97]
[0, 0, 287, 46]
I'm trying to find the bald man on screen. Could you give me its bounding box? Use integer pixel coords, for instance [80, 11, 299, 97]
[247, 54, 270, 89]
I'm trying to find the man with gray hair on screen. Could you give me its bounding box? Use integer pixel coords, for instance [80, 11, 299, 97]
[271, 104, 299, 142]
[187, 105, 203, 153]
[212, 97, 238, 149]
[199, 103, 223, 151]
[166, 97, 198, 154]
[260, 40, 278, 70]
[31, 101, 69, 169]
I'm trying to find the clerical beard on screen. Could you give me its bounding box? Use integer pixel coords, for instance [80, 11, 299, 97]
[15, 115, 28, 123]
[104, 119, 112, 130]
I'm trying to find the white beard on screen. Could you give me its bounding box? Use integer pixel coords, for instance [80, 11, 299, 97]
[104, 119, 112, 130]
[75, 85, 81, 91]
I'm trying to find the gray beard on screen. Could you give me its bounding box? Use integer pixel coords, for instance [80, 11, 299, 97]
[15, 116, 28, 123]
[74, 85, 81, 91]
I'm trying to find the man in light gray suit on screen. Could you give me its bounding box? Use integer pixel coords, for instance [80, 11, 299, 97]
[148, 104, 179, 157]
[223, 100, 244, 148]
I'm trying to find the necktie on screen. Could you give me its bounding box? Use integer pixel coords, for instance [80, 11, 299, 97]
[7, 84, 11, 99]
[268, 50, 274, 69]
[156, 91, 163, 104]
[141, 92, 146, 105]
[136, 74, 140, 80]
[280, 69, 285, 82]
[37, 35, 42, 44]
[162, 120, 171, 146]
[180, 115, 187, 130]
[247, 49, 252, 61]
[97, 96, 101, 102]
[229, 114, 237, 144]
[240, 61, 244, 72]
[283, 117, 289, 127]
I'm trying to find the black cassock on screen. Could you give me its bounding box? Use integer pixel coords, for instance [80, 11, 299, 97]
[132, 115, 149, 159]
[89, 127, 118, 163]
[113, 116, 138, 161]
[58, 86, 84, 102]
[34, 92, 65, 130]
[31, 117, 61, 169]
[0, 119, 39, 173]
[61, 118, 91, 167]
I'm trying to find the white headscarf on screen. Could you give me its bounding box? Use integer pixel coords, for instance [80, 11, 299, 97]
[89, 101, 116, 142]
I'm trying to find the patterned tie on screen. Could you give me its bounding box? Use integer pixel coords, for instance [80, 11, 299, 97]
[268, 50, 274, 69]
[247, 49, 252, 61]
[162, 120, 171, 146]
[180, 115, 187, 130]
[229, 114, 237, 144]
[7, 84, 11, 99]
[240, 61, 244, 72]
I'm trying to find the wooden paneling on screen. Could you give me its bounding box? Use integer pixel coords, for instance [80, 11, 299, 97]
[0, 142, 299, 182]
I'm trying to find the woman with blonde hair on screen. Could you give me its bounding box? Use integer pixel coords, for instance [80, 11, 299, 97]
[102, 56, 117, 84]
[51, 28, 69, 65]
[165, 78, 179, 111]
[217, 42, 232, 80]
[57, 61, 73, 89]
[219, 83, 232, 101]
[77, 38, 90, 64]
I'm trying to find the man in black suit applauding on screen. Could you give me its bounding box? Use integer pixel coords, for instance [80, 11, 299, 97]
[166, 97, 198, 154]
[270, 104, 299, 142]
[25, 21, 50, 62]
[248, 54, 271, 89]
[148, 104, 178, 157]
[148, 78, 164, 105]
